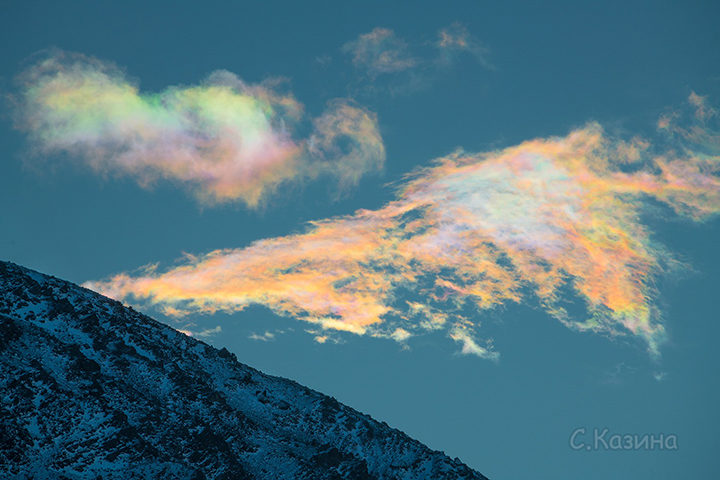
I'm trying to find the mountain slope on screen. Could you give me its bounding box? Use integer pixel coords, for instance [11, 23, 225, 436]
[0, 261, 488, 480]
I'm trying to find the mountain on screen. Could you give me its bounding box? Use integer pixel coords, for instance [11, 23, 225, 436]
[0, 261, 488, 480]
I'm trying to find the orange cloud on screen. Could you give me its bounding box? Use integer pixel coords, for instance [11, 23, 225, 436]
[87, 95, 720, 358]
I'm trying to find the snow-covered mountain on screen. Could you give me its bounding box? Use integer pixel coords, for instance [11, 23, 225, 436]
[0, 261, 488, 480]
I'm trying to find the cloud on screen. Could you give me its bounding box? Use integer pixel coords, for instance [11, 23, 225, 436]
[450, 327, 499, 361]
[659, 91, 720, 156]
[342, 23, 492, 92]
[176, 325, 222, 338]
[248, 331, 276, 342]
[389, 328, 412, 343]
[13, 51, 384, 207]
[342, 28, 417, 77]
[688, 91, 716, 121]
[86, 95, 720, 359]
[308, 99, 385, 191]
[436, 22, 493, 69]
[600, 362, 638, 385]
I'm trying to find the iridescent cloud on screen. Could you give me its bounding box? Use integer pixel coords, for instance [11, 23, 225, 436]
[14, 51, 384, 206]
[87, 96, 720, 358]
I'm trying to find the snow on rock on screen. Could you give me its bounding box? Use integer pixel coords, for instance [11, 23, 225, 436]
[0, 261, 488, 479]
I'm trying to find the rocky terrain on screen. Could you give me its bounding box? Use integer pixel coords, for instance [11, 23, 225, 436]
[0, 261, 488, 480]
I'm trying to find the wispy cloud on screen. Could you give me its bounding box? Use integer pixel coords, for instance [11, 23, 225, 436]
[176, 325, 222, 338]
[248, 331, 277, 342]
[308, 99, 386, 191]
[688, 91, 716, 121]
[600, 362, 638, 385]
[342, 28, 417, 78]
[436, 22, 493, 69]
[13, 51, 385, 207]
[342, 23, 492, 93]
[86, 95, 720, 359]
[450, 327, 499, 361]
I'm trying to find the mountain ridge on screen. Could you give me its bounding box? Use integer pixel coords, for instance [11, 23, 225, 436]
[0, 261, 488, 480]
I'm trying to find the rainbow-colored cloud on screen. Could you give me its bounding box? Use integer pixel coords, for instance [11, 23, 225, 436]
[14, 51, 385, 206]
[87, 95, 720, 359]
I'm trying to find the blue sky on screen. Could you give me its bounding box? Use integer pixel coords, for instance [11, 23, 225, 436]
[2, 1, 719, 478]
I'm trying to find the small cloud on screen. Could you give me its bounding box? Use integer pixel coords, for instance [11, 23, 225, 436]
[195, 326, 222, 338]
[176, 325, 222, 338]
[305, 316, 368, 335]
[315, 54, 333, 66]
[436, 22, 493, 69]
[653, 371, 667, 382]
[341, 23, 492, 94]
[656, 92, 720, 151]
[342, 27, 417, 78]
[688, 91, 716, 120]
[371, 327, 413, 345]
[308, 99, 386, 192]
[600, 362, 638, 385]
[449, 327, 499, 361]
[657, 113, 675, 130]
[390, 328, 412, 342]
[305, 328, 344, 344]
[248, 331, 276, 342]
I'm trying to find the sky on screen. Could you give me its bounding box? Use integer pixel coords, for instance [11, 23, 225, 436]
[2, 1, 719, 478]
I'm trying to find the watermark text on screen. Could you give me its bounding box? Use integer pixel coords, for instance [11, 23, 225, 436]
[569, 427, 678, 451]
